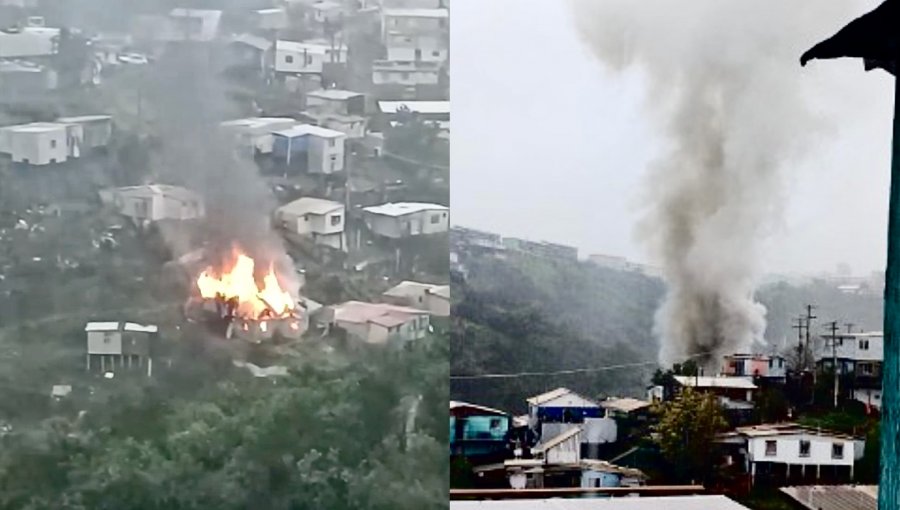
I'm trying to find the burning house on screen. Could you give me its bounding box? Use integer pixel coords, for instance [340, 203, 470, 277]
[186, 246, 307, 343]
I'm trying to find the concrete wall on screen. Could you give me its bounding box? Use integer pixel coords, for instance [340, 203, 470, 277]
[87, 330, 122, 355]
[748, 434, 855, 467]
[385, 33, 447, 62]
[10, 128, 68, 165]
[307, 134, 345, 174]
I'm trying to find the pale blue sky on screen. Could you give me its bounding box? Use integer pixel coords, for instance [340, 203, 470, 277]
[450, 0, 894, 276]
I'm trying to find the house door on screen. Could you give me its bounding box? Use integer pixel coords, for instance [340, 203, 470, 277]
[414, 48, 422, 61]
[409, 218, 422, 235]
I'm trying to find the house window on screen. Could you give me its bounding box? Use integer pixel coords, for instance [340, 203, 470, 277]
[860, 340, 870, 350]
[860, 363, 873, 375]
[285, 55, 294, 63]
[330, 154, 337, 171]
[832, 443, 844, 459]
[765, 440, 777, 456]
[430, 214, 440, 224]
[799, 440, 811, 457]
[50, 139, 57, 148]
[330, 214, 341, 226]
[432, 50, 440, 57]
[303, 214, 310, 222]
[306, 54, 313, 65]
[329, 139, 336, 147]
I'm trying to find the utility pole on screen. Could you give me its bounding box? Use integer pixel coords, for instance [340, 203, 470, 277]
[805, 305, 818, 405]
[825, 321, 840, 409]
[792, 317, 806, 369]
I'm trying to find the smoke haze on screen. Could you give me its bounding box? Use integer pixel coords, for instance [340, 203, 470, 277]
[570, 0, 861, 369]
[147, 42, 299, 292]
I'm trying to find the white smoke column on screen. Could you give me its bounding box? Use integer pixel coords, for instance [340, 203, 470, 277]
[570, 1, 856, 370]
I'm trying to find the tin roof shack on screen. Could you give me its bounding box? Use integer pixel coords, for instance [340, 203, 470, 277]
[326, 300, 430, 346]
[503, 428, 645, 490]
[0, 26, 60, 58]
[251, 8, 289, 31]
[56, 115, 112, 152]
[307, 89, 367, 115]
[271, 124, 345, 175]
[717, 423, 865, 487]
[274, 197, 346, 251]
[780, 484, 878, 510]
[527, 388, 617, 460]
[0, 60, 57, 101]
[273, 40, 348, 75]
[85, 322, 157, 377]
[220, 117, 298, 157]
[363, 202, 449, 239]
[382, 280, 449, 316]
[0, 122, 70, 165]
[100, 184, 205, 227]
[673, 376, 758, 426]
[450, 401, 513, 463]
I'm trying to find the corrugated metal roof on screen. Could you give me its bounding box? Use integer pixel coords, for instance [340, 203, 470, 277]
[378, 100, 450, 114]
[601, 398, 651, 413]
[272, 124, 345, 138]
[450, 400, 510, 416]
[383, 8, 449, 18]
[363, 202, 448, 217]
[85, 322, 119, 332]
[527, 387, 599, 407]
[123, 323, 158, 333]
[673, 376, 757, 389]
[450, 495, 751, 509]
[780, 485, 877, 510]
[278, 197, 343, 217]
[307, 88, 364, 101]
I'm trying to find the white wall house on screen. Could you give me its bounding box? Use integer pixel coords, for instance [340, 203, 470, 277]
[272, 124, 346, 174]
[0, 122, 69, 165]
[274, 40, 347, 74]
[0, 26, 60, 58]
[56, 115, 113, 151]
[220, 117, 298, 155]
[327, 301, 430, 345]
[382, 281, 449, 316]
[814, 331, 884, 365]
[384, 32, 447, 62]
[362, 202, 449, 239]
[100, 185, 205, 225]
[372, 59, 441, 86]
[275, 197, 345, 250]
[302, 111, 368, 139]
[735, 424, 865, 484]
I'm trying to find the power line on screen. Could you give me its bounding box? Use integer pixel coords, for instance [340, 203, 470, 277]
[450, 350, 718, 381]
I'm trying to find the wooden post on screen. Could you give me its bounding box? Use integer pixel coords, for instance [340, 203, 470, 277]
[880, 74, 900, 510]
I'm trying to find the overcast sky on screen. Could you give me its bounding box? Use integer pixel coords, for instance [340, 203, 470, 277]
[450, 0, 894, 276]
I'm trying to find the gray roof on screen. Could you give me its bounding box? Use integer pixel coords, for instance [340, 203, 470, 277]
[780, 485, 877, 510]
[450, 496, 751, 510]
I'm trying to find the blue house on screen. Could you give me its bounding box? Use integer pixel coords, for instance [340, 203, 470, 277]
[450, 401, 512, 460]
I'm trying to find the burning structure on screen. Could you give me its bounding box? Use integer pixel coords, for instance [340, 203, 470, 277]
[187, 246, 305, 343]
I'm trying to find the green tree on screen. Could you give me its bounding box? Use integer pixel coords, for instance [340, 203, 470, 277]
[655, 388, 728, 484]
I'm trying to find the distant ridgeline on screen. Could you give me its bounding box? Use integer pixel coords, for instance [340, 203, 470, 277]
[450, 226, 883, 414]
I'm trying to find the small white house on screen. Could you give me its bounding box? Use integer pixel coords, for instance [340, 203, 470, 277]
[384, 32, 447, 62]
[382, 280, 449, 316]
[219, 117, 298, 155]
[327, 301, 430, 345]
[372, 59, 441, 86]
[731, 423, 865, 485]
[362, 202, 449, 238]
[85, 321, 157, 376]
[274, 40, 347, 74]
[56, 115, 112, 151]
[302, 111, 368, 139]
[0, 122, 70, 165]
[100, 184, 205, 225]
[271, 124, 346, 174]
[275, 197, 345, 250]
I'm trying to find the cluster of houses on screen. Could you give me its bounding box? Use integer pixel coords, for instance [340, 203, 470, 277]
[0, 115, 112, 166]
[453, 334, 884, 494]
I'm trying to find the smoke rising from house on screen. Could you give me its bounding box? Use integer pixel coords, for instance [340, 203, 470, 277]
[146, 42, 298, 291]
[570, 1, 855, 370]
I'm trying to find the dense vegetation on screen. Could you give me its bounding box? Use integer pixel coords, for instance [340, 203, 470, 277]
[0, 337, 448, 510]
[451, 251, 883, 413]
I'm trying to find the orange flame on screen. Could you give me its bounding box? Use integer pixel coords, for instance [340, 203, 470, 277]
[196, 248, 295, 319]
